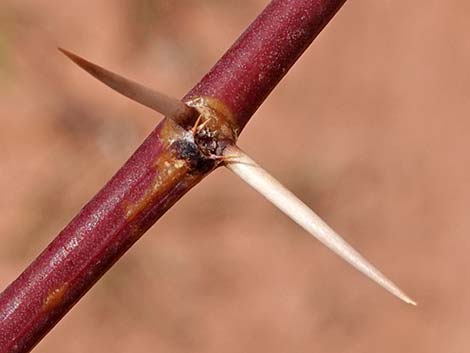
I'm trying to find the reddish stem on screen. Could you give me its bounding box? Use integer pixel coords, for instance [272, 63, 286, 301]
[185, 0, 346, 131]
[0, 1, 346, 352]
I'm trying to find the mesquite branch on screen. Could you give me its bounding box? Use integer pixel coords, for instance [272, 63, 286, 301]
[0, 1, 415, 353]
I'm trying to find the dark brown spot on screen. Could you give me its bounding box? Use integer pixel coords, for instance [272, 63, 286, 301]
[170, 139, 216, 174]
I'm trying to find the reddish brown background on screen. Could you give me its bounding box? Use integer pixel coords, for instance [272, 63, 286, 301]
[0, 1, 468, 352]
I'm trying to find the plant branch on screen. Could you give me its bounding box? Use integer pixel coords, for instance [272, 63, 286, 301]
[184, 0, 347, 132]
[0, 1, 350, 352]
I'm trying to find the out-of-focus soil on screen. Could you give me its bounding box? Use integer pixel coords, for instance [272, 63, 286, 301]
[1, 1, 469, 352]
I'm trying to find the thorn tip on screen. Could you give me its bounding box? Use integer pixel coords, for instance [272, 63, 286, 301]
[58, 47, 194, 121]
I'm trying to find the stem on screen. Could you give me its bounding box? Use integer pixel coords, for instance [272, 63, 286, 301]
[0, 1, 347, 352]
[185, 0, 347, 132]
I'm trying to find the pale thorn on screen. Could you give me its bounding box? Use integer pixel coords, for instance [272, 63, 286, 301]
[58, 48, 194, 120]
[223, 145, 417, 306]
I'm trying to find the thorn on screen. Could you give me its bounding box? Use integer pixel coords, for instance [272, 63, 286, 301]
[191, 114, 203, 135]
[196, 117, 212, 132]
[224, 145, 417, 306]
[58, 47, 195, 120]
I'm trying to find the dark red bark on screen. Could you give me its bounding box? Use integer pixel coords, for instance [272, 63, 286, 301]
[185, 0, 347, 131]
[0, 1, 347, 352]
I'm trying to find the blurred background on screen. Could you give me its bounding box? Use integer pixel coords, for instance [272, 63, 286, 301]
[0, 1, 469, 352]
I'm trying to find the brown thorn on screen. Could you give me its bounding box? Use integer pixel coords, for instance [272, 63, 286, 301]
[196, 117, 212, 132]
[191, 114, 203, 135]
[58, 47, 195, 121]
